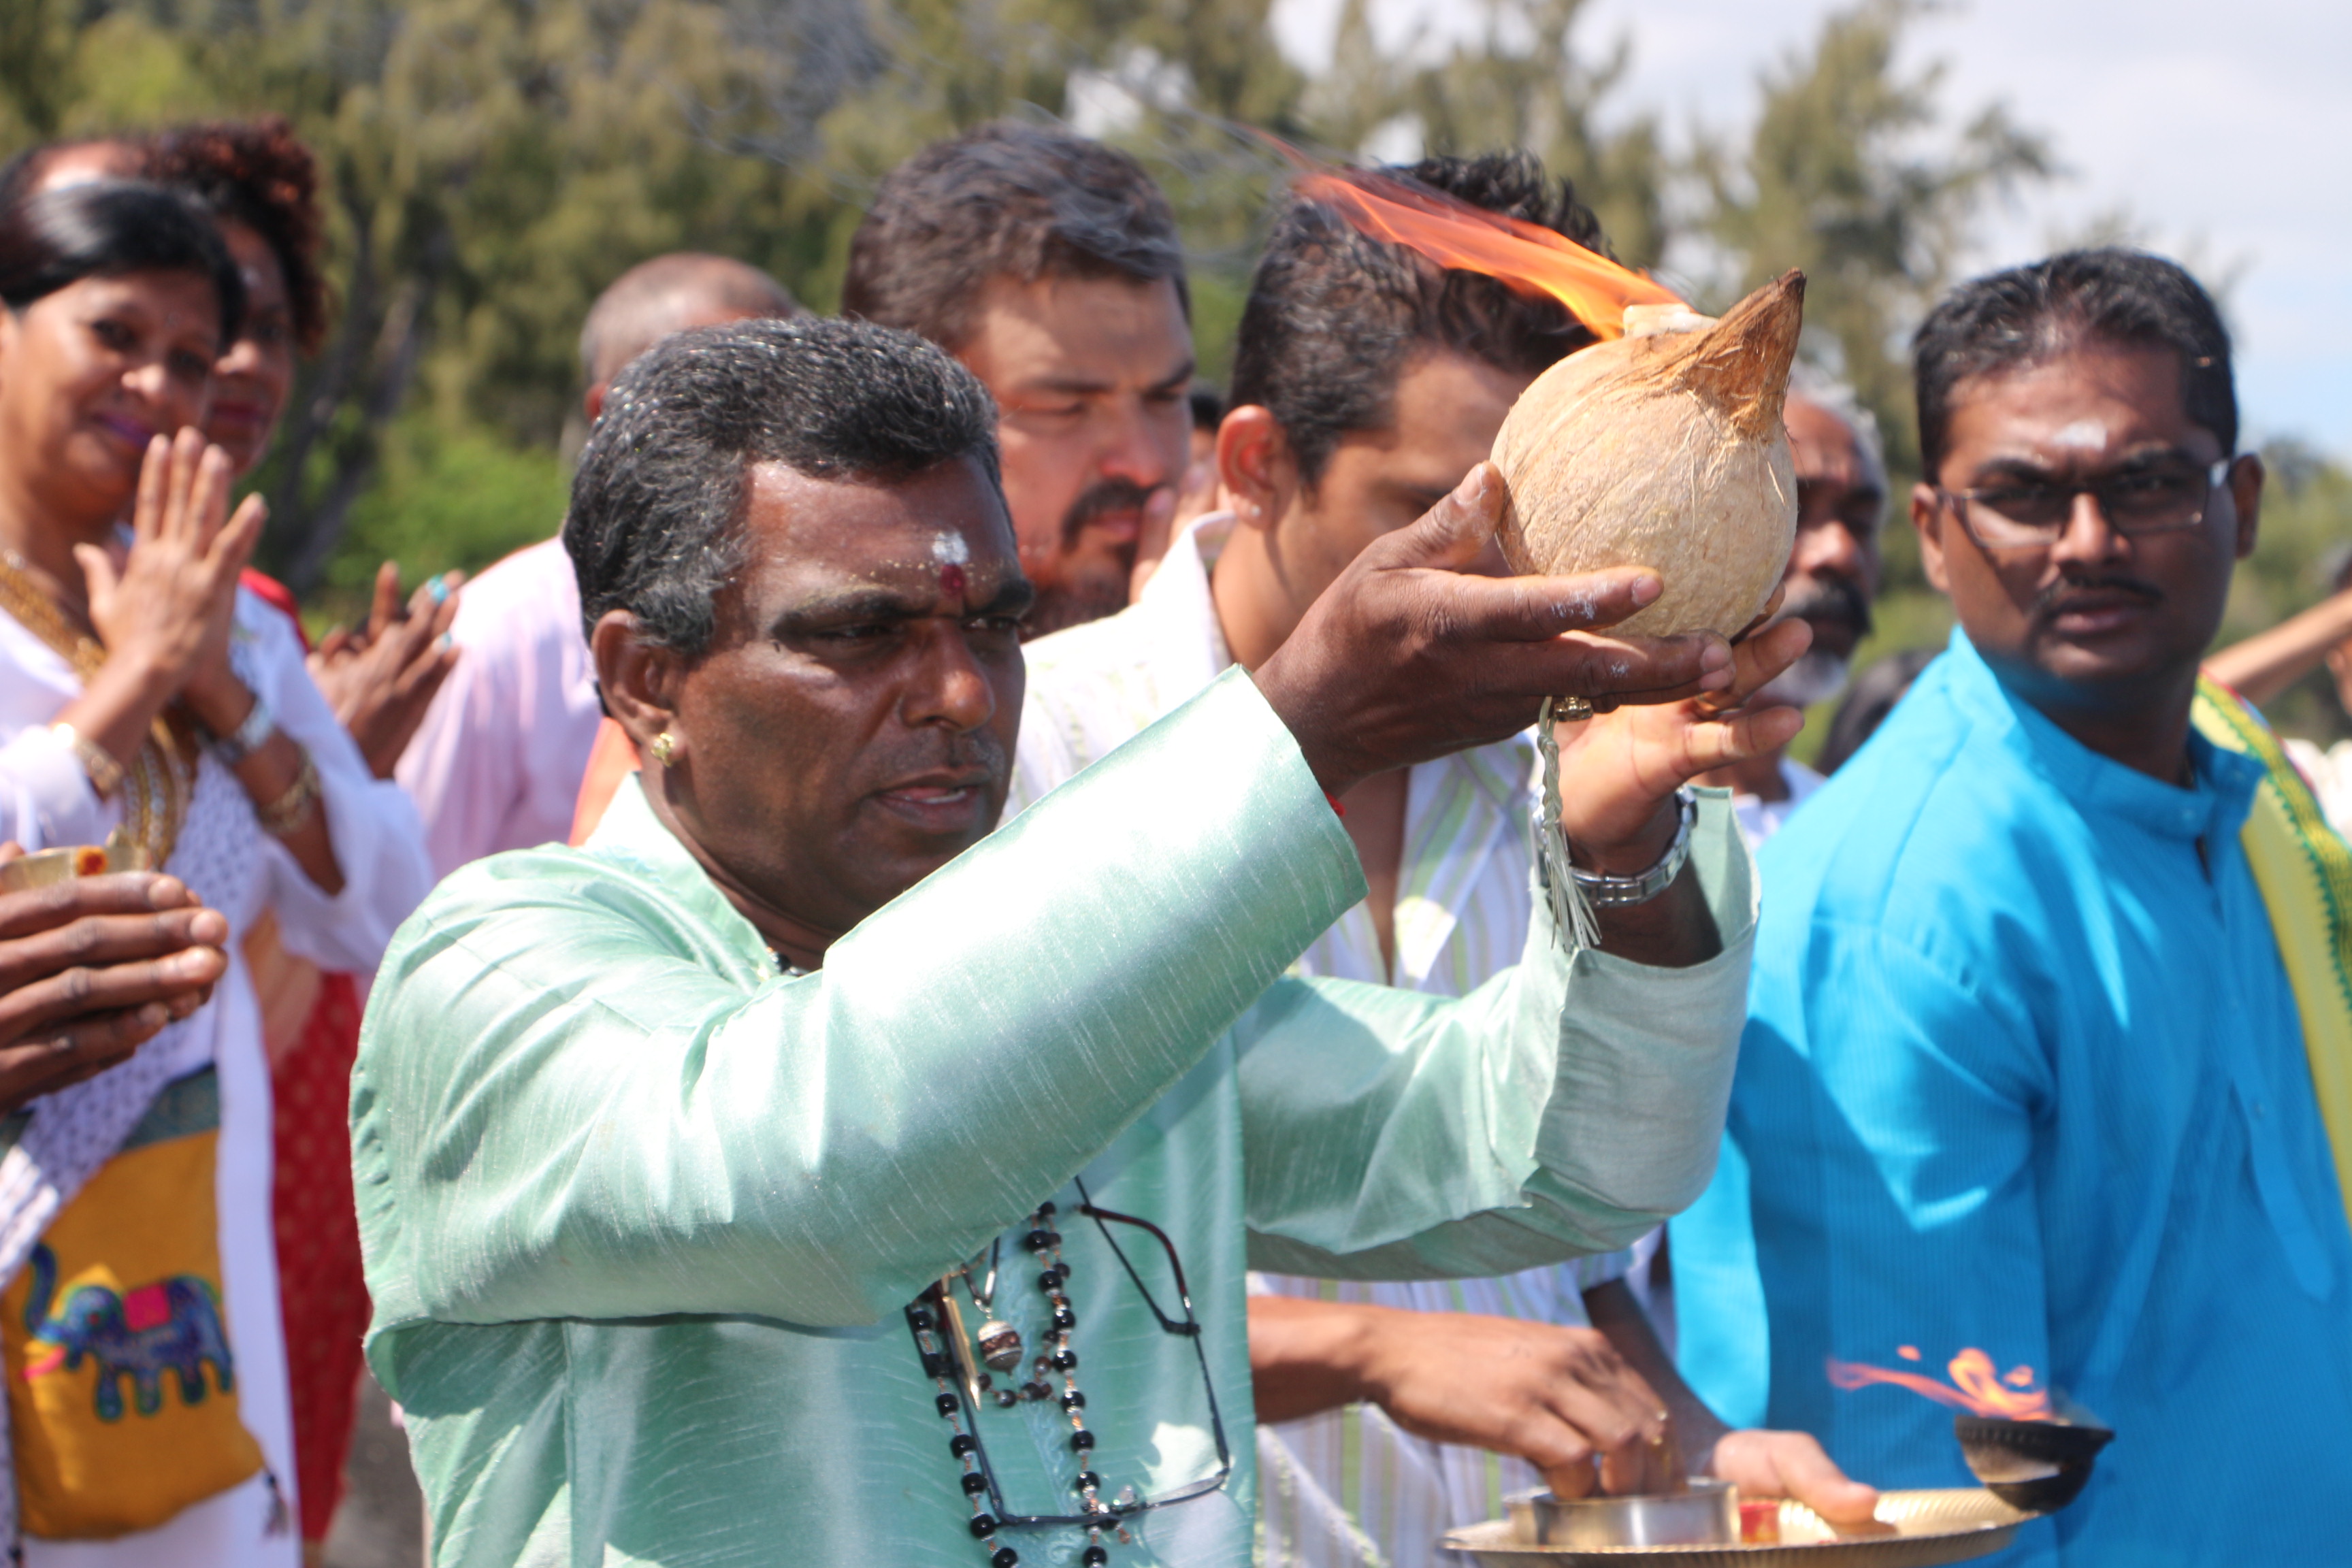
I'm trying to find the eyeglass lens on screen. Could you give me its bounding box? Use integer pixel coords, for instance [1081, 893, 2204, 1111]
[1959, 459, 2230, 544]
[925, 1184, 1232, 1533]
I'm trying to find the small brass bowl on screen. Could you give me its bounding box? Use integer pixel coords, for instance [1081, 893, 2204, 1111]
[1507, 1480, 1740, 1548]
[0, 834, 148, 894]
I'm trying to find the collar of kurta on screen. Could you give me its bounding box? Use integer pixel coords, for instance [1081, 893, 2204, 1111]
[1939, 625, 2263, 846]
[581, 772, 774, 973]
[1137, 509, 1537, 815]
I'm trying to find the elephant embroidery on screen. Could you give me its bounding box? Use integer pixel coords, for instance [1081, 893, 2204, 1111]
[20, 1243, 237, 1422]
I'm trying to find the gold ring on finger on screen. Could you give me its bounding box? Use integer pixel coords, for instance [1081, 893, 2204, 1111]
[1553, 693, 1595, 723]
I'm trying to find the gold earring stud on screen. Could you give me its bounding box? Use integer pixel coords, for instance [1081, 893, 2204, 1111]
[649, 732, 679, 767]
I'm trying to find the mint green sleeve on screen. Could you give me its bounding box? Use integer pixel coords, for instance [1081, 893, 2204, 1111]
[1238, 789, 1756, 1277]
[353, 668, 1365, 1333]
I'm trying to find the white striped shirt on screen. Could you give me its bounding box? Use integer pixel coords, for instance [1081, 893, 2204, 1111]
[1012, 514, 1632, 1568]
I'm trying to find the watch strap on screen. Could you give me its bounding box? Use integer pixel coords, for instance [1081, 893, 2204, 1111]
[211, 692, 276, 766]
[1544, 787, 1699, 909]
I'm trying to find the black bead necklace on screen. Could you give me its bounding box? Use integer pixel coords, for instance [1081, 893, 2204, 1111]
[905, 1202, 1119, 1567]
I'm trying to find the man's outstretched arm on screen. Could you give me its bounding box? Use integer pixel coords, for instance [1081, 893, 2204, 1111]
[358, 467, 1733, 1335]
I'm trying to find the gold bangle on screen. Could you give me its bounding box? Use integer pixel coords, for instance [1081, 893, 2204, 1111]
[255, 753, 322, 838]
[51, 723, 124, 800]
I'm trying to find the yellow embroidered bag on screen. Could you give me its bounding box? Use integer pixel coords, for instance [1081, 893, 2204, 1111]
[0, 1070, 265, 1538]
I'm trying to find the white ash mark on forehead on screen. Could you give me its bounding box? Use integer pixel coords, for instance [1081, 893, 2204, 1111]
[930, 531, 971, 566]
[2050, 419, 2110, 453]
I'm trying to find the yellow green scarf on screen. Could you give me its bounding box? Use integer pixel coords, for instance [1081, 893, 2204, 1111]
[2193, 676, 2352, 1226]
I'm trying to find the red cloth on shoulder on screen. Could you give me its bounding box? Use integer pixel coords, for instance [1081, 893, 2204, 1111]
[240, 568, 306, 647]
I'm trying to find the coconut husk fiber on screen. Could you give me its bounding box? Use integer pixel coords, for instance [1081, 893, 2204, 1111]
[1492, 270, 1807, 639]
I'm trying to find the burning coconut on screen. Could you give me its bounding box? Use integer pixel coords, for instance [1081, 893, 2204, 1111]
[1298, 163, 1808, 947]
[1293, 166, 1803, 641]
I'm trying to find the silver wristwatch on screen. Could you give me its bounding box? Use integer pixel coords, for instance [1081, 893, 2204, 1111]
[1544, 787, 1699, 907]
[210, 692, 277, 766]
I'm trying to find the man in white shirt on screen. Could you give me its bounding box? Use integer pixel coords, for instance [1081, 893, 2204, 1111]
[843, 121, 1193, 636]
[395, 254, 798, 877]
[1699, 367, 1889, 845]
[1013, 153, 1875, 1567]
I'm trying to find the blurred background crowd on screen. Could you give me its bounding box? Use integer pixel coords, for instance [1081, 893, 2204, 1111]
[0, 0, 2340, 760]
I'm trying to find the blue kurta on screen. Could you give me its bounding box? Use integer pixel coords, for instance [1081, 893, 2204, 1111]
[1674, 630, 2352, 1566]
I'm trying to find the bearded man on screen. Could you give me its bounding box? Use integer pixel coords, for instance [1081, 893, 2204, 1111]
[1673, 250, 2352, 1565]
[354, 314, 1775, 1567]
[844, 121, 1192, 635]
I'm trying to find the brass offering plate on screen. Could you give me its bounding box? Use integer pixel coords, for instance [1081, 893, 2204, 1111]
[0, 833, 145, 894]
[1443, 1488, 2031, 1567]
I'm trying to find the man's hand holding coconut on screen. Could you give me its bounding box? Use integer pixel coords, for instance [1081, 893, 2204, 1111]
[1258, 448, 1814, 981]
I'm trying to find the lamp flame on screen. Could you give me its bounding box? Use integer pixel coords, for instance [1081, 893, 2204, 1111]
[1290, 165, 1682, 340]
[1827, 1347, 2054, 1421]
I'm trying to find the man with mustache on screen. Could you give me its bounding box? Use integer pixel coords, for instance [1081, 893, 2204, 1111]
[1691, 367, 1887, 843]
[355, 315, 1765, 1567]
[843, 122, 1192, 636]
[1672, 250, 2352, 1565]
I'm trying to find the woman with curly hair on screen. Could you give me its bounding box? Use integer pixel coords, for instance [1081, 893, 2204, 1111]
[144, 119, 457, 1556]
[0, 176, 433, 1567]
[7, 122, 456, 1560]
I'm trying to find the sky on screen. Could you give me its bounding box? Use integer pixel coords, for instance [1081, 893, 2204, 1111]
[1266, 0, 2352, 461]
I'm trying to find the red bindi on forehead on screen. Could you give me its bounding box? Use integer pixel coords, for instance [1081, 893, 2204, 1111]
[939, 564, 966, 598]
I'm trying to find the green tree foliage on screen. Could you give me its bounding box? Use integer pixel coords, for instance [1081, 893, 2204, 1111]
[1697, 0, 2051, 478]
[1304, 0, 1668, 269]
[1693, 0, 2054, 748]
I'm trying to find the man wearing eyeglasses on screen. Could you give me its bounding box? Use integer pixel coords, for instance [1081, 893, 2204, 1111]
[1671, 249, 2352, 1565]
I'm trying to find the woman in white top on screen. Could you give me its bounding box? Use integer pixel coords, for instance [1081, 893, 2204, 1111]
[0, 180, 431, 1565]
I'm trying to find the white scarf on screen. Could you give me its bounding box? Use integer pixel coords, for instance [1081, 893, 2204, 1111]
[0, 638, 267, 1546]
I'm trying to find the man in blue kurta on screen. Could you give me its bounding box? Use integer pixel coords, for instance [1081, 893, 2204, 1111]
[353, 317, 1820, 1567]
[1674, 250, 2352, 1565]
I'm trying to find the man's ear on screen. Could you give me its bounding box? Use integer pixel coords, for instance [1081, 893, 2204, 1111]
[583, 380, 609, 425]
[2227, 451, 2265, 561]
[591, 609, 684, 756]
[1911, 482, 1953, 594]
[1216, 406, 1298, 533]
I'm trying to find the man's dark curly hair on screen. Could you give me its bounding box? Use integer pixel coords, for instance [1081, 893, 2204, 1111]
[1230, 150, 1612, 489]
[842, 120, 1188, 355]
[144, 117, 330, 355]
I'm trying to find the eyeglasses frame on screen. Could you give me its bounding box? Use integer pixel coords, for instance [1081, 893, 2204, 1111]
[1936, 455, 2238, 552]
[906, 1176, 1234, 1535]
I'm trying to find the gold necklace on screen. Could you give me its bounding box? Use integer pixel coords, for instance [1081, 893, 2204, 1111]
[0, 549, 195, 868]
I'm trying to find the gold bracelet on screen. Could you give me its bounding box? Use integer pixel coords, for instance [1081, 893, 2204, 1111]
[255, 752, 322, 838]
[51, 722, 125, 800]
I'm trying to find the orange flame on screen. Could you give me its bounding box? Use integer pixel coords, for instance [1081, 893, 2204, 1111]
[1827, 1347, 2054, 1421]
[1289, 165, 1682, 340]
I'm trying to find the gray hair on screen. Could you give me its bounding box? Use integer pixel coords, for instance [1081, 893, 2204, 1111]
[1786, 361, 1889, 493]
[564, 317, 1001, 655]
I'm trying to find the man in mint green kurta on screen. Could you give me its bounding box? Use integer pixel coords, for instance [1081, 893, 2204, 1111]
[354, 318, 1774, 1567]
